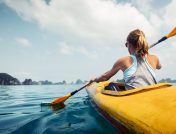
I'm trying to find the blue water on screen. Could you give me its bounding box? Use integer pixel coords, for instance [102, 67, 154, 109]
[0, 85, 119, 134]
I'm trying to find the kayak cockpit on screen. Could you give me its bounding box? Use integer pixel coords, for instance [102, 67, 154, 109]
[97, 81, 172, 96]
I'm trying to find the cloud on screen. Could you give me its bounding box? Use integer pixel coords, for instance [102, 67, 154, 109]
[163, 0, 176, 27]
[15, 37, 32, 47]
[58, 41, 98, 59]
[130, 0, 153, 17]
[3, 0, 157, 47]
[2, 0, 175, 49]
[3, 0, 175, 63]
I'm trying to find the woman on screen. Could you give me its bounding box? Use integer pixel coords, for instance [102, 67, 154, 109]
[92, 29, 161, 90]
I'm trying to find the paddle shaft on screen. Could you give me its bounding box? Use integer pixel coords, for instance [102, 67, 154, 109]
[150, 36, 167, 48]
[70, 82, 92, 96]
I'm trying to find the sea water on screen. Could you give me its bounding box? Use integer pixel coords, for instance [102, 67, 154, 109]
[0, 85, 119, 134]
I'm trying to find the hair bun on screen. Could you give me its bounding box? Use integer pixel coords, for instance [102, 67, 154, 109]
[127, 29, 149, 58]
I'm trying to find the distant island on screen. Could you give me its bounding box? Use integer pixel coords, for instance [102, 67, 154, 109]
[0, 73, 20, 85]
[0, 73, 175, 86]
[158, 78, 176, 83]
[0, 73, 88, 85]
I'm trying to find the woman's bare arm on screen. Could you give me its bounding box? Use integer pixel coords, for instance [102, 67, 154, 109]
[95, 58, 123, 82]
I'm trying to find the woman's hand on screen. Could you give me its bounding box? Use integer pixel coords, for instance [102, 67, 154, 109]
[88, 77, 98, 86]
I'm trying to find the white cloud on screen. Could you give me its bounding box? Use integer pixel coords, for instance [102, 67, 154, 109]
[15, 37, 32, 47]
[130, 0, 153, 17]
[58, 41, 98, 59]
[3, 0, 156, 47]
[163, 0, 176, 28]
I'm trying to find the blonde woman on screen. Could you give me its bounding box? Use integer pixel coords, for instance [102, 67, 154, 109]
[92, 29, 161, 90]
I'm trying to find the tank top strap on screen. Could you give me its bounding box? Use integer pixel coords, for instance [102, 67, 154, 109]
[143, 55, 156, 77]
[123, 55, 138, 82]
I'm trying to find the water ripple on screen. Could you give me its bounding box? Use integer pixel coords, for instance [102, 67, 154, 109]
[0, 85, 119, 134]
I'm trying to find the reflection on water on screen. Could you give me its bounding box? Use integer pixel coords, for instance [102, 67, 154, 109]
[0, 85, 119, 134]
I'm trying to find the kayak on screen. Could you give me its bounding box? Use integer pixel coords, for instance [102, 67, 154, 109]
[86, 81, 176, 134]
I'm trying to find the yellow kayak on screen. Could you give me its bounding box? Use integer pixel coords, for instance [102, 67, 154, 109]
[86, 81, 176, 134]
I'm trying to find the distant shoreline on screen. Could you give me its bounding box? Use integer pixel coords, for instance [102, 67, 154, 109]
[0, 73, 88, 86]
[0, 73, 175, 86]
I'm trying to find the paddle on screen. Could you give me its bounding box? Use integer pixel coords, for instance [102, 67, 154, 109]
[150, 27, 176, 48]
[41, 81, 92, 106]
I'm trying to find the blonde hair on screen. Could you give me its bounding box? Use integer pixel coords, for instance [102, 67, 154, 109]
[127, 29, 149, 58]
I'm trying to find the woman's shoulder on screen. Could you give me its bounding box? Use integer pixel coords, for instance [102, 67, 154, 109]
[146, 54, 160, 69]
[117, 56, 134, 68]
[113, 56, 132, 67]
[147, 54, 159, 60]
[118, 56, 132, 62]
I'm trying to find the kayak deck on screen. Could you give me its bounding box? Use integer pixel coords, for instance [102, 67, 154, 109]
[86, 82, 176, 133]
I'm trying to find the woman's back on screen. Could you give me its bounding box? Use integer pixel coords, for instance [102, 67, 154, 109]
[121, 54, 161, 72]
[122, 54, 158, 89]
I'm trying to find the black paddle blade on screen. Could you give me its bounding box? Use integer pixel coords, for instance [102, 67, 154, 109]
[41, 102, 65, 111]
[51, 103, 65, 111]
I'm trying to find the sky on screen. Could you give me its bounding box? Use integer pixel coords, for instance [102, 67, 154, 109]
[0, 0, 176, 83]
